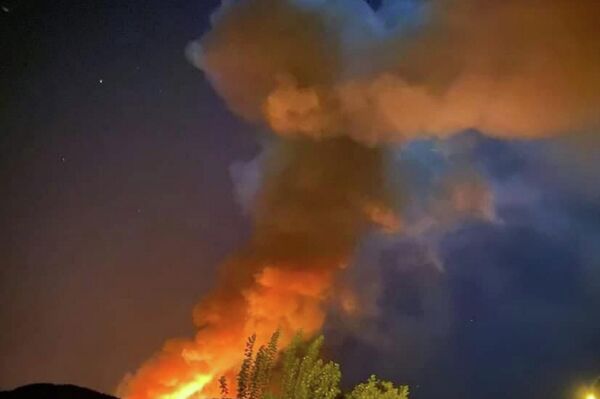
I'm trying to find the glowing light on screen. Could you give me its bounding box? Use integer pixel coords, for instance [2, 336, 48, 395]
[158, 375, 213, 399]
[585, 393, 597, 399]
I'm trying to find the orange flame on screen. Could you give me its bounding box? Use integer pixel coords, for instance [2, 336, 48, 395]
[120, 139, 389, 399]
[121, 261, 343, 399]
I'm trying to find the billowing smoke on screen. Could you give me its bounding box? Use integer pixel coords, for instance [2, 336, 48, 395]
[120, 137, 396, 399]
[192, 0, 600, 143]
[121, 1, 600, 398]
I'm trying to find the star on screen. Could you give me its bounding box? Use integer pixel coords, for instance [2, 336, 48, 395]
[98, 78, 104, 84]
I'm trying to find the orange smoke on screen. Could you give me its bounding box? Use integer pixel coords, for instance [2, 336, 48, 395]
[191, 0, 600, 144]
[120, 139, 393, 399]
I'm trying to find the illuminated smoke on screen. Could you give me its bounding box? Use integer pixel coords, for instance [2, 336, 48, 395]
[121, 0, 600, 398]
[194, 0, 600, 143]
[120, 138, 394, 399]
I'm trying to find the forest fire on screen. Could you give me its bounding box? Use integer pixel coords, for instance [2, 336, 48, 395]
[118, 0, 600, 398]
[119, 138, 392, 399]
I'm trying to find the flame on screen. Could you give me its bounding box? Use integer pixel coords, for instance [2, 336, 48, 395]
[159, 375, 213, 399]
[120, 137, 388, 399]
[120, 260, 345, 399]
[122, 0, 600, 394]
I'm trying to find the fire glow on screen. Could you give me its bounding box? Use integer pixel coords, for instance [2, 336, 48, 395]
[119, 137, 391, 399]
[120, 0, 600, 398]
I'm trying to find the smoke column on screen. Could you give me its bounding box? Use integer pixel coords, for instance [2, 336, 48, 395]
[121, 1, 600, 398]
[120, 138, 393, 399]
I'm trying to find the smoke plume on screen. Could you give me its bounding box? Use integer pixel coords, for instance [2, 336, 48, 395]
[122, 1, 599, 398]
[192, 0, 600, 143]
[120, 138, 395, 399]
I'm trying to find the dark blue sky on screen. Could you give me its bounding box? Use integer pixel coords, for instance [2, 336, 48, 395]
[1, 1, 599, 399]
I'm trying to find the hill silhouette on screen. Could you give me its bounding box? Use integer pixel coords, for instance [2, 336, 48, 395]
[0, 384, 118, 399]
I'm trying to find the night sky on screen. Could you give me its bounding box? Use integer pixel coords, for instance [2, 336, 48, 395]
[1, 1, 599, 399]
